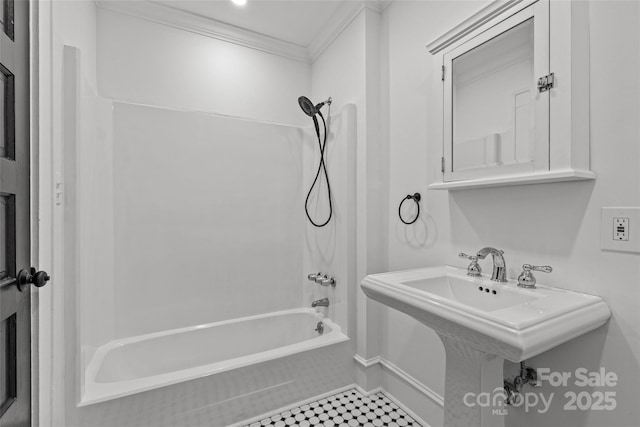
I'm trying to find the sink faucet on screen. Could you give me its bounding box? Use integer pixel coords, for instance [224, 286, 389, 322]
[476, 247, 507, 282]
[311, 298, 329, 307]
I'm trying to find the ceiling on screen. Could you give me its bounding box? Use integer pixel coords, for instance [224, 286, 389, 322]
[97, 0, 390, 62]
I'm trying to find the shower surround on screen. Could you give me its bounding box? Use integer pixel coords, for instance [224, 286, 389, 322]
[64, 45, 357, 426]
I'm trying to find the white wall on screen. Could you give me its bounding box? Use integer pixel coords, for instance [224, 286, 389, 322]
[301, 104, 357, 337]
[377, 1, 640, 426]
[38, 3, 101, 426]
[310, 8, 367, 350]
[97, 9, 310, 126]
[380, 0, 481, 398]
[310, 8, 389, 394]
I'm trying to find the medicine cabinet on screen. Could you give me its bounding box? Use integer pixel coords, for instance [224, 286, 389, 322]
[427, 0, 595, 190]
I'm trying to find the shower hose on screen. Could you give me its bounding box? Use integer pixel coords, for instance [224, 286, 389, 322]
[305, 111, 332, 227]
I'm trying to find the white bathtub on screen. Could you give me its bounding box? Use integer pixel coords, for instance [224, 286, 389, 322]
[80, 308, 348, 406]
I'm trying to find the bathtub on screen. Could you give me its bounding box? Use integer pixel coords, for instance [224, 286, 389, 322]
[80, 308, 349, 407]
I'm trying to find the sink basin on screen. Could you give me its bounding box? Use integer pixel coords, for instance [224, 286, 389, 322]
[401, 275, 540, 312]
[361, 265, 610, 362]
[362, 265, 610, 427]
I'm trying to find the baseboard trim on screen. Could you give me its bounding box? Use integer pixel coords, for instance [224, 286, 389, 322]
[354, 354, 444, 407]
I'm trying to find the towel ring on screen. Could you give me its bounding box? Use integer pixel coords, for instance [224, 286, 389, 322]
[398, 193, 421, 225]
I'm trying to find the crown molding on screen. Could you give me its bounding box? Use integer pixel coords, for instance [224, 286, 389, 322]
[307, 0, 392, 62]
[426, 0, 534, 54]
[376, 0, 395, 13]
[95, 0, 310, 62]
[307, 1, 367, 62]
[96, 0, 390, 65]
[94, 0, 394, 64]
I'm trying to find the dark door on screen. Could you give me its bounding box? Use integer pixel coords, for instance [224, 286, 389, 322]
[0, 0, 31, 425]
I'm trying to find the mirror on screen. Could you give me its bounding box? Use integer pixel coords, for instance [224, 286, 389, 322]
[452, 18, 535, 173]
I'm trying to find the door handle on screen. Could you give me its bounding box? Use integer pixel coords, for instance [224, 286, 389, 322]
[17, 267, 51, 292]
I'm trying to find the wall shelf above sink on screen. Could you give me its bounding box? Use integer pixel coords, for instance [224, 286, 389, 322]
[428, 169, 596, 191]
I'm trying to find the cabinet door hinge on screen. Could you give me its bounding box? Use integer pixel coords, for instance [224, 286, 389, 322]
[441, 65, 445, 82]
[441, 157, 445, 173]
[537, 73, 555, 92]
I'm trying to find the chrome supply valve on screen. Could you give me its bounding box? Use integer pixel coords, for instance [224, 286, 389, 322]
[523, 366, 540, 387]
[321, 276, 336, 287]
[517, 264, 553, 289]
[503, 381, 520, 406]
[459, 253, 482, 277]
[505, 361, 539, 405]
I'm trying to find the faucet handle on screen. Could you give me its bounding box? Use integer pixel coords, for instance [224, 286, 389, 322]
[525, 264, 553, 273]
[459, 252, 477, 261]
[517, 264, 552, 288]
[459, 253, 482, 277]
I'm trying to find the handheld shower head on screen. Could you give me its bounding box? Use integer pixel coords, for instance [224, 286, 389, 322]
[298, 96, 332, 117]
[298, 96, 317, 117]
[298, 95, 334, 228]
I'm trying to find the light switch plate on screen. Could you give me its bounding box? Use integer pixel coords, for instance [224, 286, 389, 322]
[601, 207, 640, 253]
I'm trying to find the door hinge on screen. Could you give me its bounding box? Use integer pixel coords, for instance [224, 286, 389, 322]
[537, 73, 555, 92]
[441, 65, 445, 82]
[441, 157, 445, 173]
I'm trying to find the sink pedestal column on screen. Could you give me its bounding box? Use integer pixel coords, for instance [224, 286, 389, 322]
[439, 336, 506, 427]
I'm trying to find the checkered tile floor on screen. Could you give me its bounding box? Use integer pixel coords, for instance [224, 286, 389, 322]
[244, 388, 422, 427]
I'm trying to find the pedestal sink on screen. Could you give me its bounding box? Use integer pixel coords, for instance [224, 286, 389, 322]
[361, 266, 610, 427]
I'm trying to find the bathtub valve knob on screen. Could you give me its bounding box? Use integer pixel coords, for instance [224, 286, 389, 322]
[315, 274, 328, 284]
[321, 277, 336, 287]
[307, 272, 322, 282]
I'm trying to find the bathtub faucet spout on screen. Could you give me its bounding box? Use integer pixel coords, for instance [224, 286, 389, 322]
[311, 298, 329, 308]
